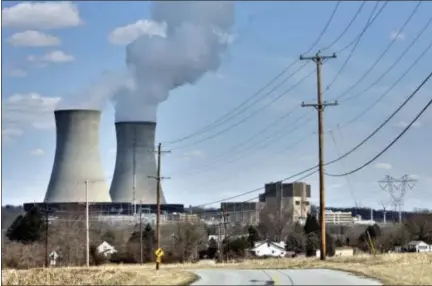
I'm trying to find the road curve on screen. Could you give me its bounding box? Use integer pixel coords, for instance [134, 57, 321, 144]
[191, 269, 382, 285]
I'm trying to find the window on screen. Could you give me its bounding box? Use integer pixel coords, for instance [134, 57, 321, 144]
[295, 201, 300, 205]
[272, 250, 275, 254]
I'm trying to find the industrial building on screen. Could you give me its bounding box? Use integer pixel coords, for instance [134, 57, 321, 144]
[260, 181, 311, 222]
[218, 181, 312, 225]
[44, 110, 111, 203]
[26, 110, 183, 217]
[110, 121, 166, 204]
[220, 202, 264, 225]
[324, 210, 354, 225]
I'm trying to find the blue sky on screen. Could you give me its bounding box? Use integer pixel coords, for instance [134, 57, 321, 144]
[2, 1, 432, 211]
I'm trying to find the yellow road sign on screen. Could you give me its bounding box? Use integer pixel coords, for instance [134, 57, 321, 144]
[155, 247, 164, 257]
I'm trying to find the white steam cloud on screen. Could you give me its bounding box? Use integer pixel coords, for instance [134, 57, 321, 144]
[59, 1, 235, 122]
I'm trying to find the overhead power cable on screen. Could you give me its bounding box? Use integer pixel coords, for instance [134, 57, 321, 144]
[327, 92, 432, 177]
[321, 1, 367, 52]
[171, 68, 316, 150]
[163, 2, 342, 146]
[336, 1, 388, 54]
[332, 1, 423, 101]
[325, 1, 389, 91]
[192, 71, 431, 208]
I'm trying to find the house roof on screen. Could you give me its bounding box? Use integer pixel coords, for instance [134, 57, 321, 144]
[253, 240, 285, 251]
[407, 240, 427, 246]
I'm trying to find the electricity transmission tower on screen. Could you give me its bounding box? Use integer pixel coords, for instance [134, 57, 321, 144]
[379, 175, 417, 223]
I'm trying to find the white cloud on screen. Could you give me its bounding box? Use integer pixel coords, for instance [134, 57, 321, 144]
[43, 50, 74, 63]
[389, 30, 406, 41]
[3, 93, 61, 132]
[2, 128, 24, 141]
[30, 148, 45, 156]
[108, 20, 167, 45]
[2, 1, 83, 30]
[375, 162, 393, 170]
[395, 120, 422, 128]
[7, 30, 61, 47]
[181, 150, 205, 161]
[8, 69, 27, 77]
[27, 50, 75, 65]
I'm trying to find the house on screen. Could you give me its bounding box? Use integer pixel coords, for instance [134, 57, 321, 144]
[251, 240, 286, 258]
[97, 241, 117, 256]
[406, 241, 430, 253]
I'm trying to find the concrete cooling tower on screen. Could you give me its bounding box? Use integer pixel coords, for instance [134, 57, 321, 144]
[44, 110, 111, 203]
[109, 122, 167, 204]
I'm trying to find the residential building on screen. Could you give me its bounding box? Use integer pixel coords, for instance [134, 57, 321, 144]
[406, 241, 431, 253]
[251, 240, 287, 258]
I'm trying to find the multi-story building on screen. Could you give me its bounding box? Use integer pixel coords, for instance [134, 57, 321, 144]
[324, 210, 353, 225]
[259, 181, 311, 222]
[220, 202, 264, 225]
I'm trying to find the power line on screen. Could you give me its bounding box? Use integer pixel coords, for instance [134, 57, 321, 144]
[171, 68, 316, 150]
[332, 1, 424, 101]
[340, 36, 432, 128]
[324, 1, 389, 91]
[320, 1, 367, 51]
[191, 71, 431, 209]
[326, 73, 432, 177]
[328, 129, 359, 207]
[163, 2, 344, 146]
[335, 1, 388, 54]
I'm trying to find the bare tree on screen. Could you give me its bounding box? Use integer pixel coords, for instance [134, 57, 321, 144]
[257, 203, 294, 241]
[168, 221, 207, 262]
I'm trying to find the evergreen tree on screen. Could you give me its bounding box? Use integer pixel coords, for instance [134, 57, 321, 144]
[304, 214, 320, 235]
[247, 225, 259, 248]
[6, 207, 45, 243]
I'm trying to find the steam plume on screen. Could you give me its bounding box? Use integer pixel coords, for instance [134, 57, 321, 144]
[112, 1, 235, 122]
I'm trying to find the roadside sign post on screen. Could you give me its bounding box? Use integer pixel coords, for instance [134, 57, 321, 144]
[155, 247, 164, 270]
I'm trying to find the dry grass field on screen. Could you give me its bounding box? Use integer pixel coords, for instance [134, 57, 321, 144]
[3, 253, 432, 285]
[1, 267, 198, 286]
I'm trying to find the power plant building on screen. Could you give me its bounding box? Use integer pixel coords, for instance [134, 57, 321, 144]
[260, 182, 311, 222]
[109, 121, 167, 204]
[44, 109, 111, 203]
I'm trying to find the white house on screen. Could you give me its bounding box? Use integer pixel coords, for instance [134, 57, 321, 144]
[97, 241, 117, 256]
[406, 241, 430, 253]
[251, 240, 286, 258]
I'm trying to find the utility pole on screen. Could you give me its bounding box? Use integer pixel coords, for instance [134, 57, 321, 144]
[43, 203, 50, 268]
[85, 180, 90, 267]
[139, 201, 143, 265]
[132, 128, 136, 215]
[149, 143, 170, 271]
[300, 50, 337, 261]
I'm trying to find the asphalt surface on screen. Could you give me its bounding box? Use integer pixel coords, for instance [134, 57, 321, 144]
[191, 269, 382, 285]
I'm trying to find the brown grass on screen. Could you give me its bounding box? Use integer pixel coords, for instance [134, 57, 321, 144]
[1, 267, 198, 286]
[110, 253, 432, 285]
[3, 253, 432, 285]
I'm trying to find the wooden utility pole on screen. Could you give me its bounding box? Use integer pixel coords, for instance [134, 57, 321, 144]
[139, 203, 143, 265]
[300, 51, 337, 261]
[43, 203, 50, 268]
[149, 143, 170, 270]
[85, 180, 90, 267]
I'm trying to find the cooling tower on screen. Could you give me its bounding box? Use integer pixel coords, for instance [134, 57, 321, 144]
[44, 110, 111, 203]
[109, 122, 167, 204]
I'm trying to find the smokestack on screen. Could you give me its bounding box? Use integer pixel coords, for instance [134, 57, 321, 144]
[44, 110, 111, 203]
[110, 121, 167, 204]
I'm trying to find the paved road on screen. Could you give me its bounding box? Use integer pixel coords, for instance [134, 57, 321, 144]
[191, 269, 382, 285]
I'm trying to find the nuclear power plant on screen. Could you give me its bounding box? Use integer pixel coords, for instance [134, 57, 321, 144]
[44, 109, 111, 203]
[25, 110, 183, 216]
[110, 121, 167, 204]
